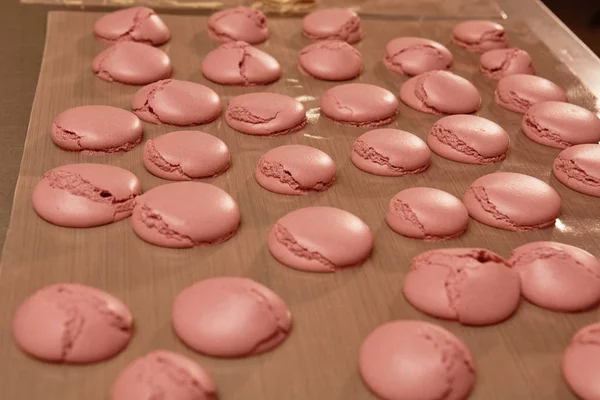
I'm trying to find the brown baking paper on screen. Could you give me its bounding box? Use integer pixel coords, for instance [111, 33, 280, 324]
[0, 11, 598, 400]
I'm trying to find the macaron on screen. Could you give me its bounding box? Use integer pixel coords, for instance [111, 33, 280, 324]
[383, 37, 453, 76]
[268, 206, 373, 272]
[201, 41, 281, 86]
[480, 48, 535, 80]
[463, 172, 561, 231]
[510, 241, 600, 312]
[427, 115, 510, 164]
[386, 187, 469, 241]
[143, 130, 231, 181]
[359, 320, 475, 400]
[92, 41, 171, 85]
[207, 7, 268, 44]
[132, 79, 221, 126]
[225, 92, 306, 136]
[553, 144, 600, 197]
[320, 83, 399, 127]
[404, 248, 520, 325]
[111, 350, 216, 400]
[172, 277, 292, 357]
[32, 163, 142, 228]
[12, 283, 133, 364]
[522, 101, 600, 148]
[298, 40, 363, 81]
[51, 105, 142, 153]
[130, 182, 240, 248]
[451, 20, 508, 52]
[562, 322, 600, 400]
[255, 145, 336, 195]
[94, 6, 170, 45]
[495, 74, 568, 114]
[400, 70, 481, 115]
[351, 128, 431, 176]
[302, 8, 362, 44]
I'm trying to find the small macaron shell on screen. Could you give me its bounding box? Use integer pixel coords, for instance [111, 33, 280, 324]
[451, 20, 508, 52]
[225, 92, 306, 136]
[32, 163, 142, 228]
[132, 79, 221, 126]
[143, 131, 231, 181]
[207, 7, 268, 44]
[94, 7, 170, 45]
[404, 248, 520, 325]
[12, 283, 133, 363]
[130, 182, 240, 248]
[302, 8, 362, 44]
[510, 241, 600, 312]
[427, 115, 510, 164]
[255, 145, 336, 195]
[495, 74, 568, 114]
[320, 83, 399, 127]
[383, 37, 453, 76]
[268, 206, 373, 272]
[562, 323, 600, 400]
[111, 350, 217, 400]
[479, 48, 535, 80]
[351, 129, 431, 176]
[400, 71, 481, 115]
[202, 41, 281, 86]
[522, 101, 600, 148]
[386, 188, 469, 240]
[92, 41, 171, 85]
[171, 277, 292, 357]
[51, 105, 142, 153]
[298, 40, 363, 81]
[463, 172, 561, 231]
[359, 320, 476, 400]
[553, 144, 600, 197]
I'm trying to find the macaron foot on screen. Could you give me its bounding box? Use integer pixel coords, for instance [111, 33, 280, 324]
[271, 224, 337, 272]
[429, 124, 506, 164]
[522, 114, 572, 148]
[144, 141, 192, 180]
[353, 140, 428, 175]
[389, 198, 466, 241]
[257, 159, 332, 194]
[131, 79, 171, 124]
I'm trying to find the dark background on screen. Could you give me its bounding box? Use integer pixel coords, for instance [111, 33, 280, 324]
[542, 0, 600, 55]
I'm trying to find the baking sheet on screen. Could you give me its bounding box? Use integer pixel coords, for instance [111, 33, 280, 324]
[0, 10, 598, 400]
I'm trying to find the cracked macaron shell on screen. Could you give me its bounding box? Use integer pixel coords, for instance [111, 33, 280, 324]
[172, 277, 292, 357]
[94, 6, 170, 46]
[479, 48, 535, 80]
[143, 130, 231, 181]
[359, 320, 475, 400]
[267, 206, 373, 272]
[553, 144, 600, 197]
[451, 20, 508, 53]
[427, 115, 510, 164]
[132, 79, 221, 126]
[383, 37, 453, 76]
[111, 350, 217, 400]
[562, 322, 600, 400]
[463, 172, 561, 231]
[298, 40, 363, 81]
[494, 74, 568, 114]
[255, 145, 336, 195]
[207, 7, 269, 44]
[404, 248, 520, 325]
[92, 41, 171, 85]
[12, 283, 133, 364]
[386, 187, 469, 240]
[351, 128, 431, 176]
[32, 163, 142, 228]
[302, 8, 362, 44]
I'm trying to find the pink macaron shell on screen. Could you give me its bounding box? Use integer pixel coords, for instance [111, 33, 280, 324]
[562, 323, 600, 400]
[207, 7, 268, 44]
[298, 40, 363, 81]
[383, 37, 453, 76]
[268, 206, 373, 272]
[301, 8, 362, 44]
[427, 115, 510, 164]
[92, 41, 171, 85]
[143, 131, 231, 181]
[553, 144, 600, 197]
[171, 277, 292, 357]
[386, 187, 469, 240]
[12, 283, 133, 364]
[451, 20, 508, 52]
[359, 320, 475, 400]
[130, 182, 240, 248]
[463, 172, 561, 231]
[495, 74, 568, 114]
[255, 145, 336, 195]
[94, 7, 170, 45]
[479, 48, 535, 80]
[351, 129, 431, 176]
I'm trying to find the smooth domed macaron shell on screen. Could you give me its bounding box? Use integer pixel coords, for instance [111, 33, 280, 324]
[383, 37, 453, 76]
[207, 7, 269, 44]
[94, 6, 170, 45]
[302, 8, 362, 43]
[479, 48, 535, 80]
[553, 144, 600, 197]
[451, 20, 508, 52]
[298, 40, 363, 81]
[562, 323, 600, 400]
[495, 74, 568, 114]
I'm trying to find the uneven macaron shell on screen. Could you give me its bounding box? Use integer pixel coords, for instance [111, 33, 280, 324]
[143, 131, 231, 181]
[451, 20, 508, 52]
[383, 37, 453, 76]
[359, 320, 475, 400]
[111, 350, 217, 400]
[12, 283, 133, 363]
[301, 8, 362, 44]
[268, 206, 373, 272]
[207, 7, 269, 44]
[495, 74, 568, 114]
[298, 40, 363, 81]
[479, 48, 535, 80]
[255, 145, 336, 195]
[562, 323, 600, 400]
[94, 6, 170, 45]
[92, 41, 172, 85]
[553, 144, 600, 197]
[171, 277, 292, 357]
